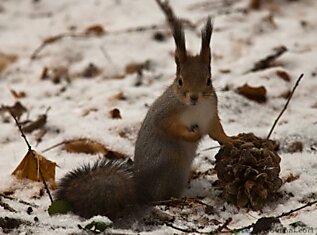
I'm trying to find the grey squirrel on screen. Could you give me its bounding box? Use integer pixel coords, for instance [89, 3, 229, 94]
[55, 18, 232, 220]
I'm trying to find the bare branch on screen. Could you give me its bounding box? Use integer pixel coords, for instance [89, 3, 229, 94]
[267, 73, 304, 139]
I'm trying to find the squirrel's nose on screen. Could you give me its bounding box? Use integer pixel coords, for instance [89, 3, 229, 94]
[190, 95, 198, 103]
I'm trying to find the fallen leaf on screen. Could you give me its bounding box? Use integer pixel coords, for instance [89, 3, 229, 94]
[109, 108, 121, 119]
[109, 91, 126, 101]
[11, 150, 57, 189]
[237, 84, 267, 103]
[63, 138, 127, 159]
[279, 89, 291, 99]
[249, 46, 287, 72]
[287, 141, 303, 153]
[22, 114, 47, 133]
[81, 108, 98, 117]
[81, 63, 101, 78]
[284, 173, 300, 183]
[276, 70, 290, 81]
[125, 62, 145, 74]
[10, 89, 27, 99]
[0, 52, 17, 73]
[0, 101, 27, 120]
[41, 66, 69, 84]
[63, 139, 108, 155]
[85, 24, 105, 36]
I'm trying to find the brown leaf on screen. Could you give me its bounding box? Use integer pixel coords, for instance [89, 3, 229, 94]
[0, 101, 27, 120]
[22, 114, 47, 133]
[125, 62, 145, 74]
[0, 52, 17, 73]
[237, 84, 267, 103]
[287, 141, 303, 153]
[109, 108, 121, 119]
[276, 70, 290, 81]
[11, 150, 57, 189]
[64, 139, 108, 155]
[43, 35, 64, 44]
[109, 91, 126, 101]
[85, 24, 105, 36]
[81, 108, 98, 117]
[10, 89, 27, 99]
[284, 173, 300, 183]
[81, 63, 101, 78]
[40, 66, 69, 84]
[63, 138, 127, 159]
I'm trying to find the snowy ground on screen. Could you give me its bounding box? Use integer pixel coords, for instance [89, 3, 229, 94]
[1, 0, 317, 234]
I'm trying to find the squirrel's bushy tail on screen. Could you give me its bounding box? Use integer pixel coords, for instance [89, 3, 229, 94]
[55, 159, 136, 219]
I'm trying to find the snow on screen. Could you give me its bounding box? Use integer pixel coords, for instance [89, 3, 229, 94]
[1, 0, 317, 234]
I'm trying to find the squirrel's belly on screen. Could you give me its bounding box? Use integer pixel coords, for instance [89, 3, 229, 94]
[180, 100, 216, 135]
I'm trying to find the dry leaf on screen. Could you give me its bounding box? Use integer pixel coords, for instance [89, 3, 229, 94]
[10, 89, 26, 99]
[0, 52, 17, 73]
[109, 108, 121, 119]
[276, 70, 290, 81]
[63, 139, 108, 155]
[0, 101, 27, 120]
[85, 24, 105, 36]
[284, 173, 300, 183]
[81, 108, 98, 117]
[287, 141, 303, 153]
[81, 63, 101, 78]
[237, 84, 267, 103]
[279, 89, 291, 99]
[41, 66, 69, 84]
[63, 138, 127, 159]
[22, 114, 47, 133]
[12, 150, 57, 189]
[109, 91, 126, 101]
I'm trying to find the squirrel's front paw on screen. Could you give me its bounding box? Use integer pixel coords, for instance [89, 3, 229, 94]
[186, 124, 201, 142]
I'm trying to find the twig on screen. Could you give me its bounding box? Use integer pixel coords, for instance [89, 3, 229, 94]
[276, 199, 317, 219]
[267, 73, 304, 139]
[41, 140, 70, 153]
[233, 198, 317, 232]
[0, 198, 16, 212]
[202, 145, 221, 151]
[100, 45, 113, 64]
[10, 112, 32, 151]
[165, 222, 199, 233]
[0, 193, 39, 208]
[209, 217, 232, 234]
[9, 112, 54, 203]
[30, 32, 89, 60]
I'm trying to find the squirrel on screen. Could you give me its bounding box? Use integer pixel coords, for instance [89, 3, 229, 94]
[54, 18, 232, 220]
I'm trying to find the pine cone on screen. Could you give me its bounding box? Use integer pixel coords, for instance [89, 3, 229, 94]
[214, 133, 282, 210]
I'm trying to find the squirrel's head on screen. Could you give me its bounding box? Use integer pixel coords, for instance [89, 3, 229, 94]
[171, 18, 214, 106]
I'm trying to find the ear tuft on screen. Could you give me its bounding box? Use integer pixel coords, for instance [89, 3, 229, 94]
[172, 19, 187, 67]
[200, 17, 213, 65]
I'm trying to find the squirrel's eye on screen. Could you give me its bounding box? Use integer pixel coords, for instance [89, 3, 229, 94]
[178, 79, 183, 87]
[206, 78, 211, 86]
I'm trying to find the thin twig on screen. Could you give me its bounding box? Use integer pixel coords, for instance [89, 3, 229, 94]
[233, 198, 317, 232]
[0, 193, 39, 208]
[100, 45, 113, 64]
[41, 140, 69, 153]
[10, 112, 32, 151]
[209, 217, 232, 234]
[276, 199, 317, 219]
[165, 222, 199, 233]
[9, 112, 54, 203]
[267, 73, 304, 139]
[202, 145, 221, 151]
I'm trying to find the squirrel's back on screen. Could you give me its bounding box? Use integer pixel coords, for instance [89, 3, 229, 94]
[55, 159, 136, 219]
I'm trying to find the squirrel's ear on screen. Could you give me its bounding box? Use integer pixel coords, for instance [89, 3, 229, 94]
[172, 19, 187, 69]
[200, 17, 213, 66]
